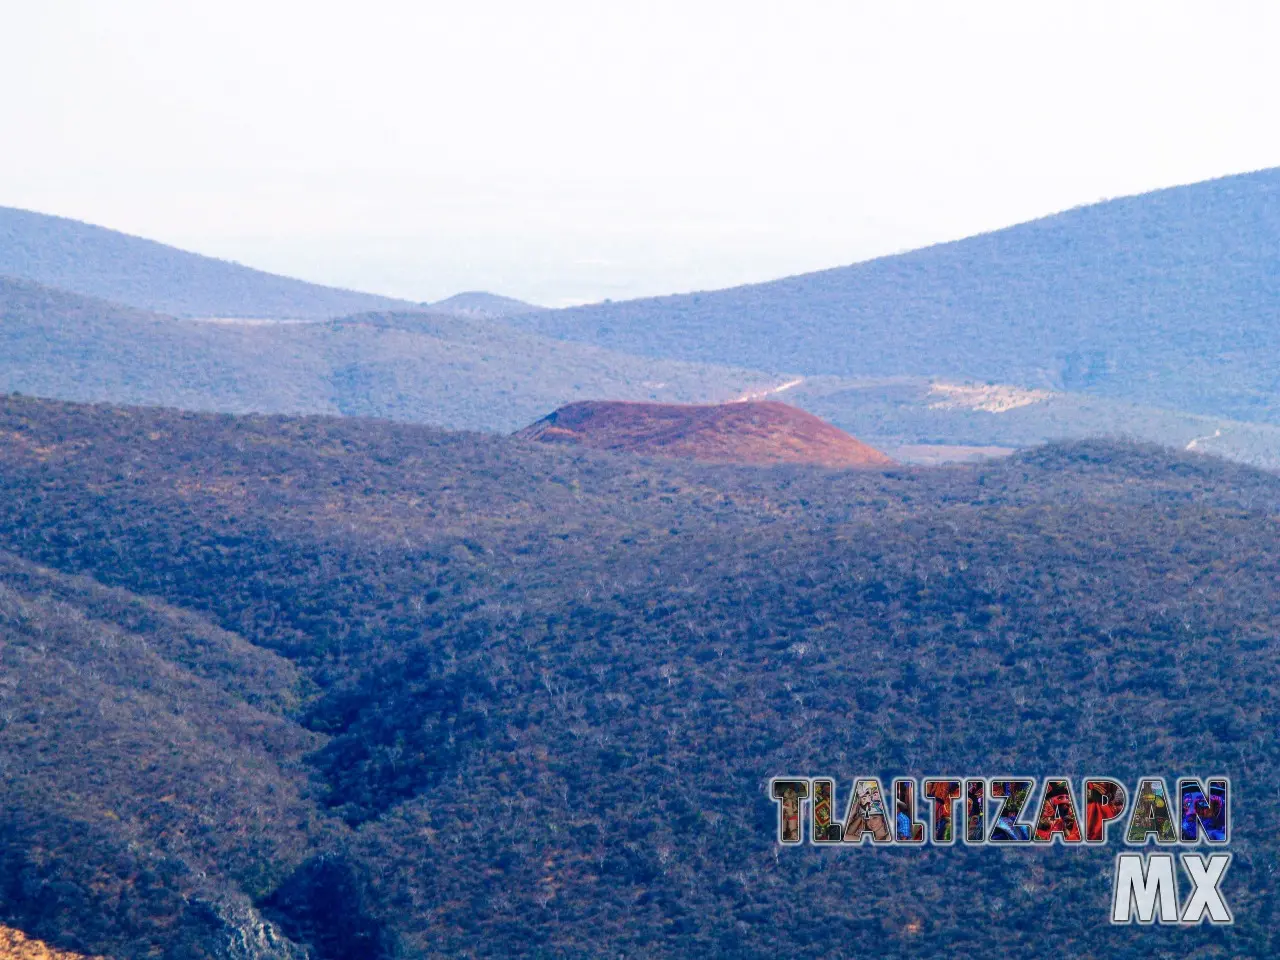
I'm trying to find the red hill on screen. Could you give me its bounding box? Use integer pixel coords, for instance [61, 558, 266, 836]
[514, 400, 894, 467]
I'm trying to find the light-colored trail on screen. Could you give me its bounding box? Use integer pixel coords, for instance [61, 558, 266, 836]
[1186, 428, 1223, 451]
[731, 377, 805, 403]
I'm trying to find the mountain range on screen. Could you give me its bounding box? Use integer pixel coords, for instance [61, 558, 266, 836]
[507, 168, 1280, 424]
[0, 278, 773, 431]
[424, 291, 539, 318]
[3, 168, 1280, 958]
[5, 170, 1280, 465]
[0, 205, 540, 322]
[0, 205, 417, 319]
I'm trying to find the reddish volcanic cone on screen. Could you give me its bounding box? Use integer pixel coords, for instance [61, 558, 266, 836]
[514, 400, 894, 468]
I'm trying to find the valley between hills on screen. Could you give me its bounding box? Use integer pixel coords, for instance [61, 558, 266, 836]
[7, 166, 1280, 467]
[2, 169, 1280, 958]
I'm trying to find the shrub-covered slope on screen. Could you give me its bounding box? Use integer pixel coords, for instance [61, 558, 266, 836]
[511, 167, 1280, 424]
[0, 281, 779, 431]
[0, 395, 1278, 957]
[0, 554, 323, 957]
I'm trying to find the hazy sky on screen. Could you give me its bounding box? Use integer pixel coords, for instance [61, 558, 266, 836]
[3, 1, 1280, 306]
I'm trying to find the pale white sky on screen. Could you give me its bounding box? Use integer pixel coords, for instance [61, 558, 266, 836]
[2, 1, 1279, 306]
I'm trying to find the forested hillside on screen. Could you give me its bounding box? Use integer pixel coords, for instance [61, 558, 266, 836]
[9, 169, 1280, 465]
[10, 274, 1280, 466]
[510, 167, 1280, 424]
[0, 280, 778, 431]
[1, 395, 1278, 957]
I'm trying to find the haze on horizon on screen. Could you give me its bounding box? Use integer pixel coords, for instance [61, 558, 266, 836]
[3, 1, 1279, 307]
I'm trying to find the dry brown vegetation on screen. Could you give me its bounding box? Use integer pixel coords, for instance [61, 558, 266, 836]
[515, 399, 894, 466]
[0, 926, 101, 960]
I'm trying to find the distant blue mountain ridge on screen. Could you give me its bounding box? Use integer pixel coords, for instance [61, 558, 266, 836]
[506, 167, 1280, 424]
[5, 168, 1280, 430]
[0, 205, 414, 319]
